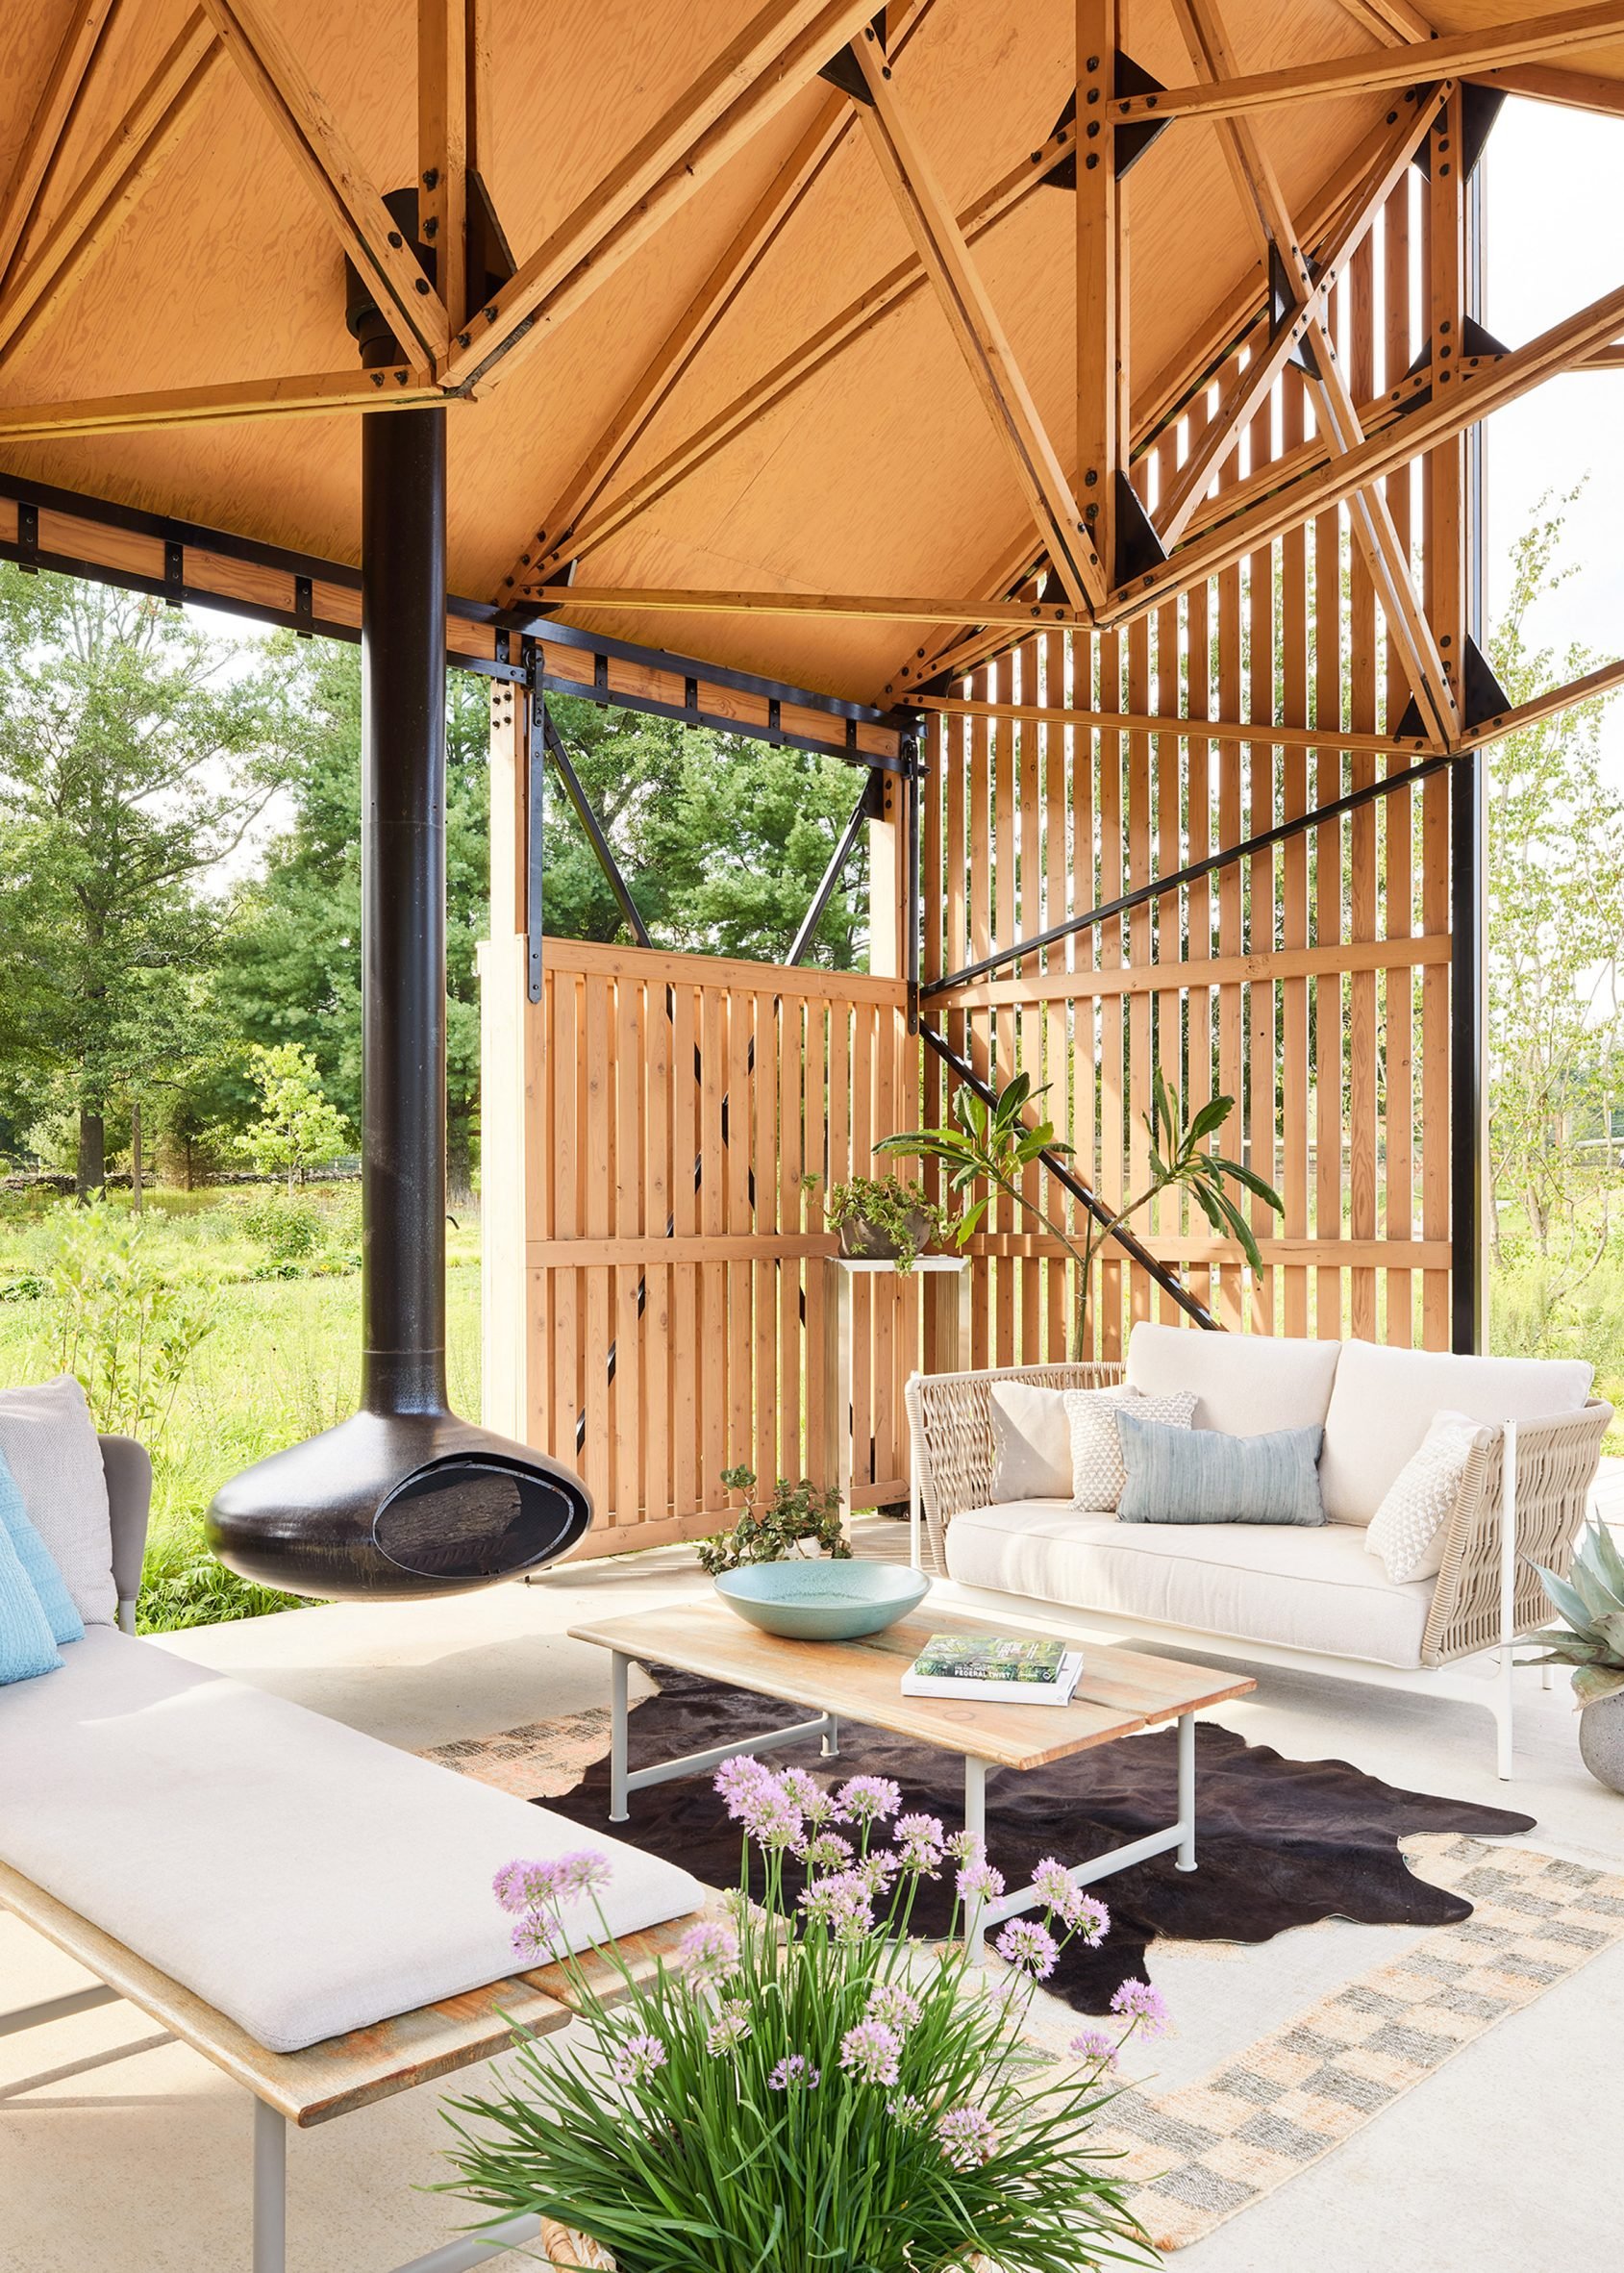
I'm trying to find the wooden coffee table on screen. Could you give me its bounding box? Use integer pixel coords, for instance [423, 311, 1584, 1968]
[567, 1602, 1255, 1941]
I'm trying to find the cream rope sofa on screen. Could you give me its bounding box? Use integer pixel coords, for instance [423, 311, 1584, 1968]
[905, 1329, 1612, 1779]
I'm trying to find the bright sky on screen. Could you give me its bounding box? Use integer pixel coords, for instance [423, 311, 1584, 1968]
[1484, 95, 1624, 667]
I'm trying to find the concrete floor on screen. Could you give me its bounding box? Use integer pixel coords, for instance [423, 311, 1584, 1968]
[4, 1534, 1620, 2272]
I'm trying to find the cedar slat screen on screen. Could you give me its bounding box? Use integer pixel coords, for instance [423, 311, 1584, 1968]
[521, 939, 916, 1555]
[920, 174, 1455, 1360]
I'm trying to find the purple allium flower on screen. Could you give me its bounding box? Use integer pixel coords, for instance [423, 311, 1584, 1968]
[739, 1783, 804, 1850]
[767, 2053, 820, 2091]
[778, 1768, 825, 1813]
[867, 1982, 922, 2034]
[556, 1849, 612, 1897]
[896, 1812, 945, 1872]
[705, 2000, 752, 2058]
[994, 1918, 1061, 1979]
[1030, 1860, 1111, 1940]
[855, 1848, 900, 1895]
[836, 1774, 902, 1826]
[946, 1829, 986, 1865]
[1110, 1979, 1170, 2038]
[799, 1830, 855, 1874]
[492, 1858, 564, 1915]
[714, 1755, 775, 1812]
[799, 1870, 874, 1941]
[1067, 2027, 1120, 2070]
[611, 2032, 667, 2086]
[510, 1913, 562, 1962]
[676, 1919, 738, 1983]
[838, 2018, 903, 2086]
[937, 2103, 999, 2169]
[887, 2091, 927, 2129]
[955, 1857, 1005, 1905]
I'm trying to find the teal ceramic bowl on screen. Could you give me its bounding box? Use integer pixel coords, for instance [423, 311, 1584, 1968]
[713, 1559, 930, 1640]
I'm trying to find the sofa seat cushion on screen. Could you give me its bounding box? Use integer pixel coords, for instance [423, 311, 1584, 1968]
[0, 1628, 703, 2054]
[1319, 1338, 1594, 1527]
[943, 1500, 1435, 1668]
[1126, 1321, 1341, 1438]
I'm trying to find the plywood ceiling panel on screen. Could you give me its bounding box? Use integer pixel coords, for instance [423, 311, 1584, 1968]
[0, 0, 1616, 700]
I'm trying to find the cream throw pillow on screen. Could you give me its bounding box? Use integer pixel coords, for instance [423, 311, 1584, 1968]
[0, 1376, 114, 1627]
[1363, 1409, 1491, 1584]
[1064, 1386, 1197, 1511]
[988, 1382, 1074, 1501]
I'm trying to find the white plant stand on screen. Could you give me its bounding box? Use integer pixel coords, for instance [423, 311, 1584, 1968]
[821, 1254, 969, 1555]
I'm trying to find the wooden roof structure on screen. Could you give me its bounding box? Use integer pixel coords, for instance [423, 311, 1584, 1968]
[2, 0, 1623, 713]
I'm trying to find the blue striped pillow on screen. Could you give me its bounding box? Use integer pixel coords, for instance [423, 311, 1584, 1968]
[0, 1515, 63, 1684]
[1116, 1411, 1326, 1527]
[0, 1447, 85, 1645]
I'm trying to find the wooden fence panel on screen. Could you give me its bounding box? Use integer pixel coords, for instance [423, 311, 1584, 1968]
[523, 940, 914, 1556]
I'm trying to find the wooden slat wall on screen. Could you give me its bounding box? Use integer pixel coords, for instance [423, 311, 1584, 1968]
[524, 938, 915, 1556]
[923, 176, 1456, 1356]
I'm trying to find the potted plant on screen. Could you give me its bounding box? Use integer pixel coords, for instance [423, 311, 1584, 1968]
[1525, 1520, 1624, 1791]
[696, 1466, 848, 1577]
[878, 1067, 1282, 1360]
[812, 1173, 953, 1273]
[438, 1761, 1162, 2272]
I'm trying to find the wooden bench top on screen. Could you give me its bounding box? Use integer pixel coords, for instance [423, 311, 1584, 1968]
[0, 1860, 696, 2128]
[568, 1601, 1256, 1771]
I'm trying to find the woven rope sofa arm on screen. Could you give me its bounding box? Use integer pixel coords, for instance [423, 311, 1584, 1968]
[905, 1362, 1125, 1564]
[1419, 1397, 1613, 1668]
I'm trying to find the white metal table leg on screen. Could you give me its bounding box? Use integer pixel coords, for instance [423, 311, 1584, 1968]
[610, 1650, 630, 1822]
[253, 2099, 286, 2273]
[962, 1755, 991, 1947]
[1176, 1711, 1196, 1871]
[821, 1713, 840, 1759]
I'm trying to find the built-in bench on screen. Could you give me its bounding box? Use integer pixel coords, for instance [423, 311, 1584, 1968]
[0, 1435, 704, 2273]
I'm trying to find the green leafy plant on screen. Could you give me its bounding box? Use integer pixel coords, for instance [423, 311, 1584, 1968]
[879, 1068, 1283, 1359]
[1523, 1521, 1624, 1707]
[42, 1198, 217, 1447]
[696, 1465, 850, 1577]
[236, 1042, 349, 1194]
[816, 1174, 953, 1272]
[438, 1762, 1159, 2273]
[241, 1191, 323, 1263]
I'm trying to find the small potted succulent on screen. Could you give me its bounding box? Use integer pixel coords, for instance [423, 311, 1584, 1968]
[813, 1174, 953, 1273]
[1524, 1520, 1624, 1791]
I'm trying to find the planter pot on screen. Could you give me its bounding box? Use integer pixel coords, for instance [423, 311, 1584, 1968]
[1578, 1691, 1624, 1793]
[837, 1209, 936, 1265]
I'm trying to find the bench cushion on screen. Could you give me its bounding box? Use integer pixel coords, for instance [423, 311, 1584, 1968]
[1319, 1339, 1594, 1526]
[1126, 1322, 1341, 1439]
[943, 1499, 1435, 1668]
[0, 1628, 703, 2054]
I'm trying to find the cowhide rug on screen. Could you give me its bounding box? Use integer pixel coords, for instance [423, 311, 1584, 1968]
[539, 1664, 1536, 2015]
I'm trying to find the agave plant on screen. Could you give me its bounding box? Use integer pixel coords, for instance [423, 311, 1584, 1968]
[877, 1066, 1282, 1360]
[1524, 1521, 1624, 1707]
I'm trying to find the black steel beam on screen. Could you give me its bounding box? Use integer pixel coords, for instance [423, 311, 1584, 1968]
[502, 607, 887, 723]
[787, 779, 873, 966]
[539, 703, 653, 951]
[535, 662, 904, 775]
[919, 1024, 1218, 1331]
[923, 745, 1458, 999]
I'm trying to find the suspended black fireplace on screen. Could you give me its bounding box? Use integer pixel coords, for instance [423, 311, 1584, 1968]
[208, 371, 590, 1598]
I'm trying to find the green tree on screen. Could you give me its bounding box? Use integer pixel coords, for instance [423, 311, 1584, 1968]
[217, 641, 488, 1189]
[1487, 492, 1624, 1300]
[0, 570, 299, 1194]
[237, 1041, 349, 1191]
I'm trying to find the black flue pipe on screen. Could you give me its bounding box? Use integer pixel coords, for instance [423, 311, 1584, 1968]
[361, 405, 449, 1415]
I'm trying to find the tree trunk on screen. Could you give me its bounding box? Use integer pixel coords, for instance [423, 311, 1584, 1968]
[130, 1100, 143, 1213]
[76, 1109, 106, 1201]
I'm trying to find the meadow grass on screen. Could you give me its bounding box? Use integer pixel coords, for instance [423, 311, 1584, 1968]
[0, 1187, 481, 1628]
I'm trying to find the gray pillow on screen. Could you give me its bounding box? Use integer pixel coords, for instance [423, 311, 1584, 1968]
[1115, 1410, 1326, 1527]
[0, 1376, 115, 1625]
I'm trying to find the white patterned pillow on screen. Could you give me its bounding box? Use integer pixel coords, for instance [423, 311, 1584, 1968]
[1064, 1386, 1197, 1511]
[1364, 1409, 1491, 1584]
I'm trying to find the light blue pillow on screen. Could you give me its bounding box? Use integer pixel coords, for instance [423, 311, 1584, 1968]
[0, 1515, 63, 1684]
[1116, 1411, 1326, 1527]
[0, 1446, 85, 1645]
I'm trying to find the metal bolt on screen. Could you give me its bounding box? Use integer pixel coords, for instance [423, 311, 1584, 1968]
[1084, 469, 1098, 487]
[458, 331, 471, 348]
[423, 216, 438, 237]
[1087, 120, 1101, 137]
[1087, 54, 1100, 68]
[1087, 87, 1101, 104]
[483, 304, 498, 322]
[1086, 152, 1100, 168]
[387, 231, 403, 248]
[423, 167, 439, 189]
[883, 64, 890, 78]
[414, 277, 430, 294]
